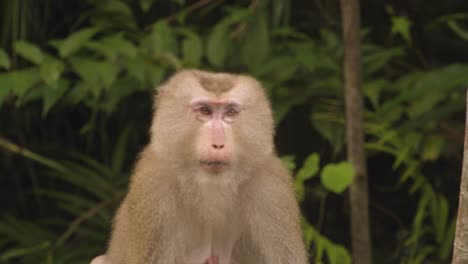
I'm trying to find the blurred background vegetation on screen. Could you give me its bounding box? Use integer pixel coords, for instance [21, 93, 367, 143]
[0, 0, 468, 263]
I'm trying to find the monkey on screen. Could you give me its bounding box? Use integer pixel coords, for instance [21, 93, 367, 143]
[91, 70, 308, 264]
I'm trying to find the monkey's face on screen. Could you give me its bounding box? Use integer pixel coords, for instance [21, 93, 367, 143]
[151, 71, 275, 177]
[190, 97, 240, 174]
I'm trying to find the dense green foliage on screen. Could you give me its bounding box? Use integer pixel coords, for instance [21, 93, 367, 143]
[0, 0, 468, 263]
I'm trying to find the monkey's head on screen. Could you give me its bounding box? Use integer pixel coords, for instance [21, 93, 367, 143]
[150, 70, 274, 178]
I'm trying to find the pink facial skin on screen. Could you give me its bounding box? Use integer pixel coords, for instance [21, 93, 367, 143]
[191, 98, 240, 174]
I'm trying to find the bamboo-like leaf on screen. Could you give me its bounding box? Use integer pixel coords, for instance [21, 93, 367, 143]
[56, 28, 99, 57]
[13, 41, 44, 64]
[0, 241, 50, 261]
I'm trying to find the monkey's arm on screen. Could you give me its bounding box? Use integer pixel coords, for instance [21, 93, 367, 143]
[240, 158, 308, 264]
[106, 149, 171, 264]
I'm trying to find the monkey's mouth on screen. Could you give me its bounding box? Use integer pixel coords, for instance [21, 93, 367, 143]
[199, 160, 229, 173]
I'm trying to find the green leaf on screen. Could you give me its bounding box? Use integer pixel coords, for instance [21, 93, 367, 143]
[311, 113, 345, 156]
[281, 155, 296, 172]
[448, 20, 468, 42]
[256, 57, 298, 82]
[241, 11, 270, 72]
[70, 58, 100, 86]
[295, 153, 320, 201]
[391, 16, 412, 44]
[40, 57, 65, 85]
[422, 135, 444, 161]
[0, 80, 12, 106]
[326, 244, 352, 264]
[296, 153, 320, 182]
[407, 64, 468, 118]
[206, 9, 249, 67]
[362, 46, 404, 75]
[146, 64, 165, 87]
[430, 194, 449, 244]
[140, 0, 156, 12]
[0, 68, 41, 98]
[56, 28, 99, 57]
[13, 41, 44, 64]
[0, 242, 50, 261]
[321, 162, 355, 194]
[182, 31, 203, 66]
[84, 40, 116, 60]
[87, 34, 137, 60]
[206, 22, 230, 67]
[293, 43, 318, 72]
[70, 58, 119, 91]
[97, 61, 120, 89]
[104, 34, 137, 58]
[142, 21, 176, 55]
[0, 49, 11, 69]
[439, 219, 456, 259]
[42, 79, 69, 116]
[126, 56, 147, 84]
[65, 81, 89, 105]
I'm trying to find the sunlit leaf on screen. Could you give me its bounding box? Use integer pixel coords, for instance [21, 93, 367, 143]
[391, 16, 412, 44]
[295, 153, 320, 201]
[40, 57, 65, 85]
[13, 41, 44, 64]
[296, 153, 320, 182]
[326, 243, 352, 264]
[320, 162, 354, 194]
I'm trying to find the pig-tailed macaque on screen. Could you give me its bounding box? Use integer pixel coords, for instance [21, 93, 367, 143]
[91, 70, 307, 264]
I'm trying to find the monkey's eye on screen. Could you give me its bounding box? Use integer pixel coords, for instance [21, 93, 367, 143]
[199, 106, 212, 116]
[225, 108, 238, 118]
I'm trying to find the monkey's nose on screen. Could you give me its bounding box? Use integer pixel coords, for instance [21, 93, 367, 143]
[212, 144, 225, 149]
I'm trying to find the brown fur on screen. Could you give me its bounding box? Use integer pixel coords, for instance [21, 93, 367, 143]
[95, 70, 307, 264]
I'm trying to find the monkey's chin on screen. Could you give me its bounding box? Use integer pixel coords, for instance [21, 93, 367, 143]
[199, 160, 229, 174]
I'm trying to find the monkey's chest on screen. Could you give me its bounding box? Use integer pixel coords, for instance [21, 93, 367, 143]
[177, 217, 240, 264]
[176, 206, 241, 263]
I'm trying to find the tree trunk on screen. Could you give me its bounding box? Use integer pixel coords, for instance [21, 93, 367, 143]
[340, 0, 373, 263]
[452, 90, 468, 263]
